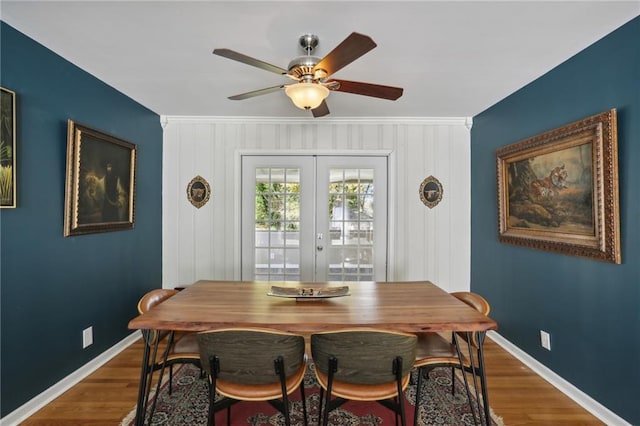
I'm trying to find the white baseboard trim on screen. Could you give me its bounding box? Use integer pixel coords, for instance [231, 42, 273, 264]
[0, 332, 141, 426]
[487, 331, 630, 426]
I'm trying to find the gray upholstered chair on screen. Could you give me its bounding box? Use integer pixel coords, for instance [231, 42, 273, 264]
[197, 328, 308, 426]
[310, 328, 417, 426]
[413, 291, 491, 426]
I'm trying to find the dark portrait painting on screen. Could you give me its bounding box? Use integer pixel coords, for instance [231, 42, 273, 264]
[0, 87, 16, 208]
[64, 120, 136, 236]
[77, 135, 132, 224]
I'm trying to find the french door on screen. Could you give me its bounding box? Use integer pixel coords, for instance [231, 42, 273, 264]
[241, 155, 387, 282]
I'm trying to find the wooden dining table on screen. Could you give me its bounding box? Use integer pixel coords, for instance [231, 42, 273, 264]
[128, 280, 498, 425]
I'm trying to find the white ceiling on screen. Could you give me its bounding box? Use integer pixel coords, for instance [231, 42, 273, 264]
[2, 1, 638, 118]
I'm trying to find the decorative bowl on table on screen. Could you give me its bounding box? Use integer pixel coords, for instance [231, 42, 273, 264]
[268, 285, 350, 300]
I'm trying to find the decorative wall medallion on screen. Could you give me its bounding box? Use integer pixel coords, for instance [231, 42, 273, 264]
[186, 175, 210, 209]
[419, 176, 443, 209]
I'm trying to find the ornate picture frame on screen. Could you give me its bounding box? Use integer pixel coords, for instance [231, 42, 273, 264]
[1, 87, 16, 208]
[64, 120, 137, 236]
[419, 175, 443, 209]
[186, 175, 211, 208]
[496, 109, 620, 263]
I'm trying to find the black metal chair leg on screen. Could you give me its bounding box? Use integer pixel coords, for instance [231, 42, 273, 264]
[451, 365, 456, 395]
[413, 367, 424, 426]
[299, 380, 308, 426]
[169, 364, 174, 395]
[141, 331, 164, 425]
[208, 355, 219, 426]
[134, 330, 152, 426]
[454, 333, 479, 426]
[318, 386, 325, 426]
[147, 331, 176, 422]
[476, 332, 491, 426]
[393, 357, 407, 426]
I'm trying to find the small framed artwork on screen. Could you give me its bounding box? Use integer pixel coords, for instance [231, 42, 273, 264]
[186, 175, 211, 208]
[496, 109, 620, 263]
[419, 175, 443, 209]
[1, 87, 16, 208]
[64, 120, 137, 236]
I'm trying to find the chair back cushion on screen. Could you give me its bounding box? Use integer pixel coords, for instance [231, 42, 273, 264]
[311, 329, 417, 384]
[197, 328, 305, 385]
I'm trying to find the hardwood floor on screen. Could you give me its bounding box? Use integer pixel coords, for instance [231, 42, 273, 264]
[19, 336, 604, 425]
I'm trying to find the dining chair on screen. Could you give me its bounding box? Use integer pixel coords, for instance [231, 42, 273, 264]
[137, 289, 201, 420]
[197, 327, 308, 426]
[310, 328, 417, 426]
[413, 291, 491, 426]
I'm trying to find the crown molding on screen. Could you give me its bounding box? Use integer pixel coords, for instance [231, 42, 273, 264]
[160, 115, 472, 127]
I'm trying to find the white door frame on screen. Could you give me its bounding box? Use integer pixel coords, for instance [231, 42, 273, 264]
[235, 149, 395, 281]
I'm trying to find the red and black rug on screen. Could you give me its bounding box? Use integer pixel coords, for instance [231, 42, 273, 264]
[122, 364, 503, 425]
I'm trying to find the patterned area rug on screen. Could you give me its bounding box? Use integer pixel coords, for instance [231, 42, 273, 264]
[122, 364, 504, 426]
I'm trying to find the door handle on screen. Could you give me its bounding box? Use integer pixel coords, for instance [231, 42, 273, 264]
[317, 245, 324, 252]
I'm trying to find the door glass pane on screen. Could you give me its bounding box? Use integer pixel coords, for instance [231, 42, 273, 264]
[284, 228, 300, 247]
[253, 167, 301, 281]
[327, 168, 375, 281]
[285, 195, 300, 220]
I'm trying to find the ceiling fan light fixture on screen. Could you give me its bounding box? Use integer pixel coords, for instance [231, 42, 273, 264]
[215, 32, 403, 117]
[285, 82, 329, 110]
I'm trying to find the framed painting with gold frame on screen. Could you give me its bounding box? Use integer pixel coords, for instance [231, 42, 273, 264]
[496, 109, 620, 263]
[1, 87, 16, 208]
[64, 120, 137, 236]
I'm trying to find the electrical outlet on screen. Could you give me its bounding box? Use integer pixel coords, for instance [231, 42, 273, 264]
[83, 326, 93, 349]
[540, 330, 551, 350]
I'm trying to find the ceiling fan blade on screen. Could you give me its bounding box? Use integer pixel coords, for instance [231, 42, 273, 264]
[228, 85, 284, 100]
[213, 48, 288, 75]
[313, 32, 377, 78]
[312, 100, 330, 118]
[329, 79, 403, 100]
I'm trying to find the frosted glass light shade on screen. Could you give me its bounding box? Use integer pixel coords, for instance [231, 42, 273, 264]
[285, 83, 329, 110]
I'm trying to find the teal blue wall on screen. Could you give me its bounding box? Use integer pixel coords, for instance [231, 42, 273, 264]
[471, 16, 639, 424]
[0, 23, 162, 416]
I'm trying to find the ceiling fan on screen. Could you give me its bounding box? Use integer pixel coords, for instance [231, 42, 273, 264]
[213, 32, 404, 117]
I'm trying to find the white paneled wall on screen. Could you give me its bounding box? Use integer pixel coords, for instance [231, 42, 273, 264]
[162, 116, 471, 292]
